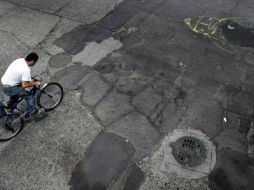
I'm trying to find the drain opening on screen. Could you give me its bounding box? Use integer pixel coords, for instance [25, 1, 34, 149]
[171, 136, 207, 167]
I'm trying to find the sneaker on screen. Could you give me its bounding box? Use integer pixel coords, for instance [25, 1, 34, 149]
[35, 108, 45, 117]
[33, 108, 46, 122]
[25, 108, 45, 122]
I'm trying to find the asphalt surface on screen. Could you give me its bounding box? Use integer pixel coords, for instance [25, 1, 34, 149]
[0, 0, 254, 190]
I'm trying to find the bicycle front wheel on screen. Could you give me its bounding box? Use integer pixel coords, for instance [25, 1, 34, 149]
[37, 82, 64, 111]
[0, 113, 24, 141]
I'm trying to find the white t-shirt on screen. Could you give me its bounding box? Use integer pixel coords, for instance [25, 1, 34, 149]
[1, 58, 31, 86]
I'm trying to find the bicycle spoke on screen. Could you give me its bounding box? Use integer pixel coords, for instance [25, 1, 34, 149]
[0, 113, 23, 141]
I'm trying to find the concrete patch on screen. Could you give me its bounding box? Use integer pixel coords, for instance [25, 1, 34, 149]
[132, 87, 162, 117]
[95, 89, 134, 126]
[223, 90, 254, 116]
[209, 149, 254, 190]
[202, 50, 237, 83]
[52, 64, 90, 92]
[243, 65, 254, 85]
[80, 72, 111, 106]
[101, 50, 141, 73]
[154, 0, 238, 19]
[0, 91, 102, 190]
[148, 100, 167, 127]
[137, 14, 176, 39]
[143, 128, 216, 179]
[48, 52, 72, 68]
[97, 0, 139, 31]
[30, 49, 51, 77]
[0, 1, 15, 16]
[196, 77, 225, 102]
[70, 132, 135, 190]
[215, 128, 247, 153]
[133, 0, 165, 13]
[3, 0, 70, 14]
[243, 52, 254, 66]
[232, 0, 254, 18]
[240, 117, 252, 135]
[101, 73, 117, 84]
[1, 0, 254, 189]
[54, 24, 112, 55]
[39, 18, 80, 56]
[116, 76, 147, 96]
[0, 6, 59, 47]
[178, 97, 223, 138]
[159, 101, 183, 133]
[72, 37, 123, 66]
[121, 38, 181, 80]
[107, 112, 161, 161]
[139, 172, 209, 190]
[0, 31, 28, 74]
[57, 0, 124, 24]
[92, 56, 116, 74]
[222, 111, 241, 129]
[122, 163, 145, 190]
[151, 79, 177, 99]
[122, 11, 149, 30]
[229, 114, 250, 133]
[97, 0, 164, 31]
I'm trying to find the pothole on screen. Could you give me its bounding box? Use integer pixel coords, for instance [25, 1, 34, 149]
[143, 128, 216, 179]
[171, 136, 207, 167]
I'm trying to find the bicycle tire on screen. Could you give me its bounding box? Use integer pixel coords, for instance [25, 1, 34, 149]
[37, 82, 64, 111]
[0, 113, 24, 141]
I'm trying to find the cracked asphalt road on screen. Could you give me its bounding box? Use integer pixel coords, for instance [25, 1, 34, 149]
[0, 0, 254, 190]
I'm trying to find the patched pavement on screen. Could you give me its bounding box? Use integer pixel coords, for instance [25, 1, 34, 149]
[0, 0, 254, 190]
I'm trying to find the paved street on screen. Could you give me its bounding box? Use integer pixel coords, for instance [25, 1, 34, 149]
[0, 0, 254, 189]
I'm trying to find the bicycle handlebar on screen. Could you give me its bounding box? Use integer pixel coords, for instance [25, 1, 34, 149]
[32, 71, 48, 82]
[31, 76, 42, 82]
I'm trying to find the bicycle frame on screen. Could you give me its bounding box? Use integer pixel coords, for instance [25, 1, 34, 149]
[0, 74, 63, 140]
[3, 84, 48, 124]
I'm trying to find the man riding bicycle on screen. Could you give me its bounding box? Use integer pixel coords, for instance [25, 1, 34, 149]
[1, 52, 44, 120]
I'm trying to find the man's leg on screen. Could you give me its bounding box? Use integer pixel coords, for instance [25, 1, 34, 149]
[22, 92, 37, 115]
[0, 100, 6, 118]
[2, 86, 36, 115]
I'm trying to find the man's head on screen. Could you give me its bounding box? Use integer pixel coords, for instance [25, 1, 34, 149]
[25, 52, 39, 66]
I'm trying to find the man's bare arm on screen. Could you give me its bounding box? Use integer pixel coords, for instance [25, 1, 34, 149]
[21, 81, 41, 88]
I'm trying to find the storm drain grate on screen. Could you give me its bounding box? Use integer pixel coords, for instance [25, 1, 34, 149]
[171, 136, 207, 167]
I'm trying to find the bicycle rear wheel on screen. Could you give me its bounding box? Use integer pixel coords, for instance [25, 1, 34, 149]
[0, 113, 24, 141]
[37, 82, 64, 111]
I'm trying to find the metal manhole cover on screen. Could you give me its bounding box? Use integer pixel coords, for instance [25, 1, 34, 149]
[171, 136, 207, 167]
[49, 53, 72, 68]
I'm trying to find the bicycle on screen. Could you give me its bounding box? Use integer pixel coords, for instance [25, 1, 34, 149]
[0, 76, 64, 141]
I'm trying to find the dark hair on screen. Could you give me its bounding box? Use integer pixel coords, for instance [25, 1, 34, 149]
[25, 52, 39, 62]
